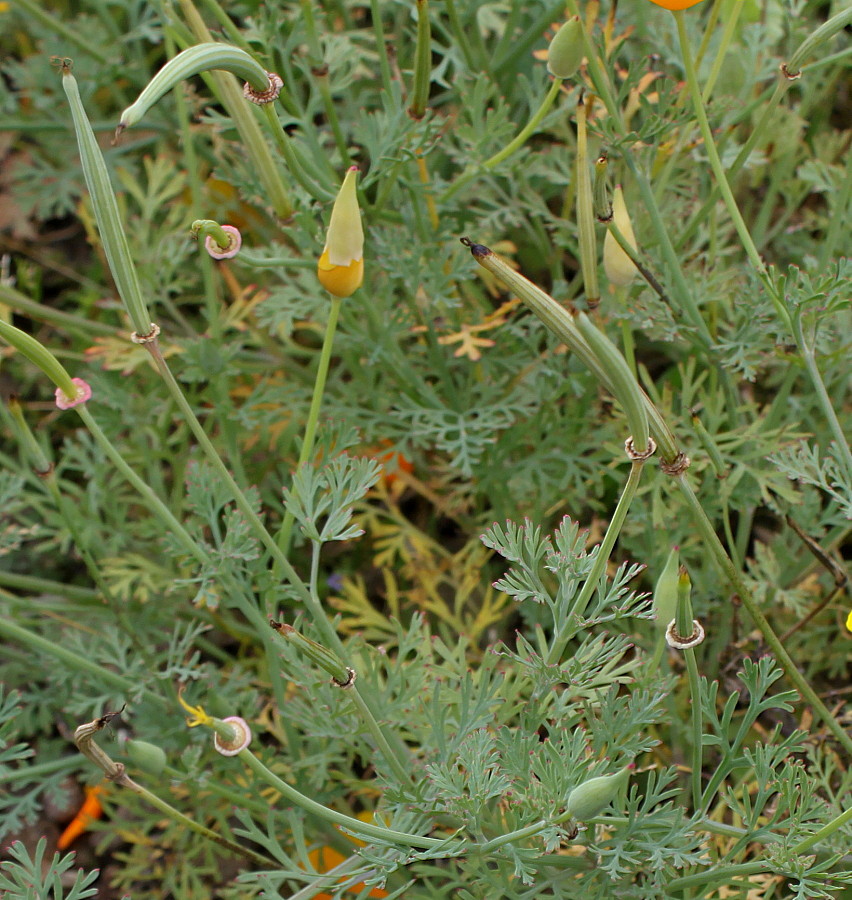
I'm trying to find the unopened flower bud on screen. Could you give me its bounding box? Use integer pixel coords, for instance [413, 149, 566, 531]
[123, 738, 167, 775]
[565, 764, 633, 821]
[547, 17, 585, 80]
[604, 186, 639, 286]
[318, 166, 364, 298]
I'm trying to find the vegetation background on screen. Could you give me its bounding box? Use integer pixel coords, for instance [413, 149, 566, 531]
[0, 0, 849, 898]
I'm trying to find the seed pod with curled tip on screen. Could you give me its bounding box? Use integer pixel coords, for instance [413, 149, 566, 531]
[117, 44, 276, 133]
[565, 764, 634, 821]
[547, 17, 585, 80]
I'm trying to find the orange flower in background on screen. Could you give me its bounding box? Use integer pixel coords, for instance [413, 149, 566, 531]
[646, 0, 705, 8]
[309, 845, 389, 899]
[57, 784, 105, 850]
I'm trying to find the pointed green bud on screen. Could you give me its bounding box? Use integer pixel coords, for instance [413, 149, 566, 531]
[652, 546, 680, 631]
[123, 738, 167, 775]
[604, 186, 640, 286]
[547, 17, 585, 80]
[565, 764, 633, 821]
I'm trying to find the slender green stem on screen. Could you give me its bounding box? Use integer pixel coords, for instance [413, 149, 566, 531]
[369, 0, 394, 95]
[700, 0, 743, 104]
[674, 11, 787, 324]
[667, 862, 766, 894]
[409, 0, 432, 119]
[441, 79, 563, 201]
[0, 570, 98, 601]
[273, 296, 342, 568]
[547, 460, 646, 664]
[12, 0, 109, 62]
[0, 617, 167, 706]
[794, 319, 852, 477]
[177, 0, 294, 219]
[298, 0, 323, 65]
[239, 749, 450, 850]
[304, 545, 413, 787]
[76, 406, 205, 564]
[683, 648, 703, 811]
[261, 104, 335, 202]
[316, 72, 351, 166]
[0, 285, 119, 337]
[791, 804, 852, 855]
[674, 474, 852, 756]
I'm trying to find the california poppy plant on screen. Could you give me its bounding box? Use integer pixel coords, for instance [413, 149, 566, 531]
[317, 166, 364, 298]
[646, 0, 705, 9]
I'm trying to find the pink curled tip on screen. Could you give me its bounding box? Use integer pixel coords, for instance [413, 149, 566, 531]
[204, 225, 242, 260]
[55, 377, 92, 410]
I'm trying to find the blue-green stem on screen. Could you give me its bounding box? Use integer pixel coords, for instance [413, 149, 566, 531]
[674, 572, 703, 812]
[674, 474, 852, 757]
[0, 617, 167, 707]
[441, 78, 564, 201]
[260, 103, 335, 202]
[316, 71, 352, 166]
[14, 0, 108, 63]
[0, 570, 97, 601]
[409, 0, 432, 119]
[76, 405, 205, 564]
[273, 296, 342, 568]
[575, 99, 599, 307]
[547, 459, 646, 664]
[307, 543, 413, 787]
[675, 9, 852, 473]
[369, 0, 394, 95]
[0, 285, 119, 338]
[143, 337, 413, 776]
[177, 0, 294, 219]
[238, 748, 450, 851]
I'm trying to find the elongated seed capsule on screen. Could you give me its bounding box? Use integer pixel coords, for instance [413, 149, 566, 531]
[652, 546, 680, 632]
[575, 99, 599, 308]
[565, 765, 633, 821]
[62, 70, 152, 335]
[574, 312, 650, 453]
[460, 238, 680, 461]
[118, 43, 274, 133]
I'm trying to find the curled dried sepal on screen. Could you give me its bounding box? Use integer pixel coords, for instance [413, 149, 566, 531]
[213, 716, 252, 756]
[204, 225, 242, 259]
[318, 166, 364, 298]
[55, 377, 93, 410]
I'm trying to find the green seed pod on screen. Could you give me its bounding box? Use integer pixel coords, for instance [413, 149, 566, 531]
[62, 70, 152, 335]
[547, 17, 585, 80]
[123, 738, 167, 776]
[652, 546, 680, 632]
[565, 764, 633, 821]
[118, 43, 274, 133]
[575, 312, 650, 453]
